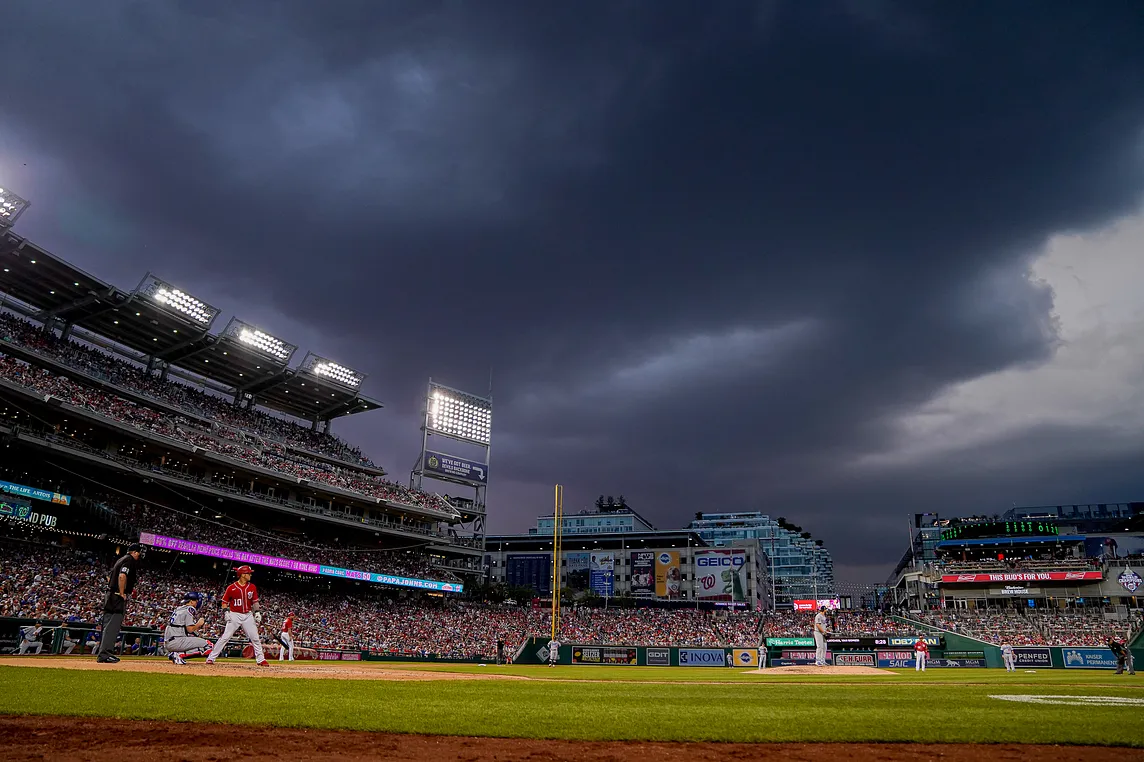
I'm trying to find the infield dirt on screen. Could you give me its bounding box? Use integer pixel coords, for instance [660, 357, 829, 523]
[1, 657, 526, 681]
[2, 717, 1142, 762]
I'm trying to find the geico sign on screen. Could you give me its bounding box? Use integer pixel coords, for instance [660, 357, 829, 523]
[696, 556, 745, 567]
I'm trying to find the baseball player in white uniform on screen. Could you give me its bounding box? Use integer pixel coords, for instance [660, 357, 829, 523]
[205, 565, 268, 667]
[59, 628, 78, 655]
[18, 622, 44, 654]
[547, 638, 560, 667]
[813, 606, 829, 666]
[164, 592, 214, 665]
[1000, 642, 1016, 672]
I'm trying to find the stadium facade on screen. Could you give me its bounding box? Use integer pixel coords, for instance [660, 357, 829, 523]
[487, 505, 837, 611]
[888, 505, 1144, 617]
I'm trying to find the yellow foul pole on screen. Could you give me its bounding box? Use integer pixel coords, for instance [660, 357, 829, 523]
[551, 484, 564, 640]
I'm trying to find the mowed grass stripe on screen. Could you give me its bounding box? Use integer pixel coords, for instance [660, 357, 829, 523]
[0, 666, 1141, 745]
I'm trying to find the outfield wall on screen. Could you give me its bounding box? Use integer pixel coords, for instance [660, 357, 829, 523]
[516, 636, 1137, 670]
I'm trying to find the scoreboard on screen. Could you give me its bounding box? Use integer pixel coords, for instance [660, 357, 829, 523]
[939, 520, 1059, 542]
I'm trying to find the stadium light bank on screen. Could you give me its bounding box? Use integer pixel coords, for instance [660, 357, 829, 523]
[223, 318, 297, 364]
[136, 273, 220, 327]
[0, 185, 30, 229]
[300, 352, 365, 390]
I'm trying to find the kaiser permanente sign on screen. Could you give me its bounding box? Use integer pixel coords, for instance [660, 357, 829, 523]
[140, 533, 463, 593]
[941, 571, 1104, 583]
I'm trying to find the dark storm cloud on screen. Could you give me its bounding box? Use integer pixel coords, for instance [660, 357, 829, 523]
[5, 1, 1144, 579]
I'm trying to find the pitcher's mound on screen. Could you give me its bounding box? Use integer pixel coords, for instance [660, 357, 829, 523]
[750, 665, 896, 676]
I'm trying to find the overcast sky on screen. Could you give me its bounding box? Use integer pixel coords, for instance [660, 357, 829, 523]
[4, 1, 1144, 582]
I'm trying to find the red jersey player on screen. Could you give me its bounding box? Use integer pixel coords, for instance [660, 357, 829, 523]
[277, 611, 296, 661]
[205, 565, 268, 666]
[913, 636, 929, 672]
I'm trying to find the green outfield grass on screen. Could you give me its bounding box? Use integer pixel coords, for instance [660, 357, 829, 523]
[0, 662, 1140, 745]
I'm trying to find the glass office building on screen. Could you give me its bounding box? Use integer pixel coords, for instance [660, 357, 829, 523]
[688, 512, 835, 608]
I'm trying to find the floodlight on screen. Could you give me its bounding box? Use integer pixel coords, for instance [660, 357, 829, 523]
[0, 186, 30, 227]
[300, 353, 364, 389]
[427, 382, 492, 445]
[223, 318, 296, 363]
[136, 274, 219, 326]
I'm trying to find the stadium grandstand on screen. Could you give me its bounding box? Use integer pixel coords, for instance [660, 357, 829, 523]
[885, 510, 1143, 641]
[0, 204, 486, 587]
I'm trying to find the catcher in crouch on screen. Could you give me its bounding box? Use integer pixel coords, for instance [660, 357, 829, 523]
[164, 592, 213, 665]
[205, 565, 269, 667]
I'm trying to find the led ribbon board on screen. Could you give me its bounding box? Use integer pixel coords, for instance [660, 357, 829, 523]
[140, 533, 464, 593]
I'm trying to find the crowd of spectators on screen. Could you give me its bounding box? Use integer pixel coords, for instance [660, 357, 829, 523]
[9, 538, 1136, 662]
[914, 609, 1139, 647]
[929, 556, 1102, 575]
[0, 343, 454, 515]
[0, 313, 374, 467]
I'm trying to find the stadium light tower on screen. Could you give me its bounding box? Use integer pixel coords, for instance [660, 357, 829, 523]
[0, 185, 30, 229]
[412, 379, 493, 550]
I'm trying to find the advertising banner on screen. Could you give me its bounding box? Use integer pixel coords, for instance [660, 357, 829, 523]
[589, 553, 614, 597]
[646, 648, 671, 666]
[630, 551, 655, 598]
[732, 648, 759, 667]
[0, 499, 59, 528]
[507, 553, 551, 594]
[1117, 568, 1143, 593]
[423, 450, 487, 484]
[834, 652, 876, 667]
[655, 551, 681, 599]
[772, 655, 831, 666]
[926, 658, 987, 668]
[0, 479, 70, 505]
[943, 651, 986, 660]
[782, 650, 822, 661]
[766, 637, 815, 648]
[679, 648, 727, 667]
[694, 549, 747, 601]
[572, 647, 637, 665]
[886, 636, 942, 648]
[876, 650, 916, 668]
[940, 571, 1103, 583]
[1013, 647, 1053, 667]
[793, 598, 841, 611]
[1062, 648, 1118, 669]
[565, 552, 591, 590]
[826, 635, 942, 649]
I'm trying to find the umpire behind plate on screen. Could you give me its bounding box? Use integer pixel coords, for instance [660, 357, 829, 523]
[164, 592, 214, 665]
[95, 543, 144, 664]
